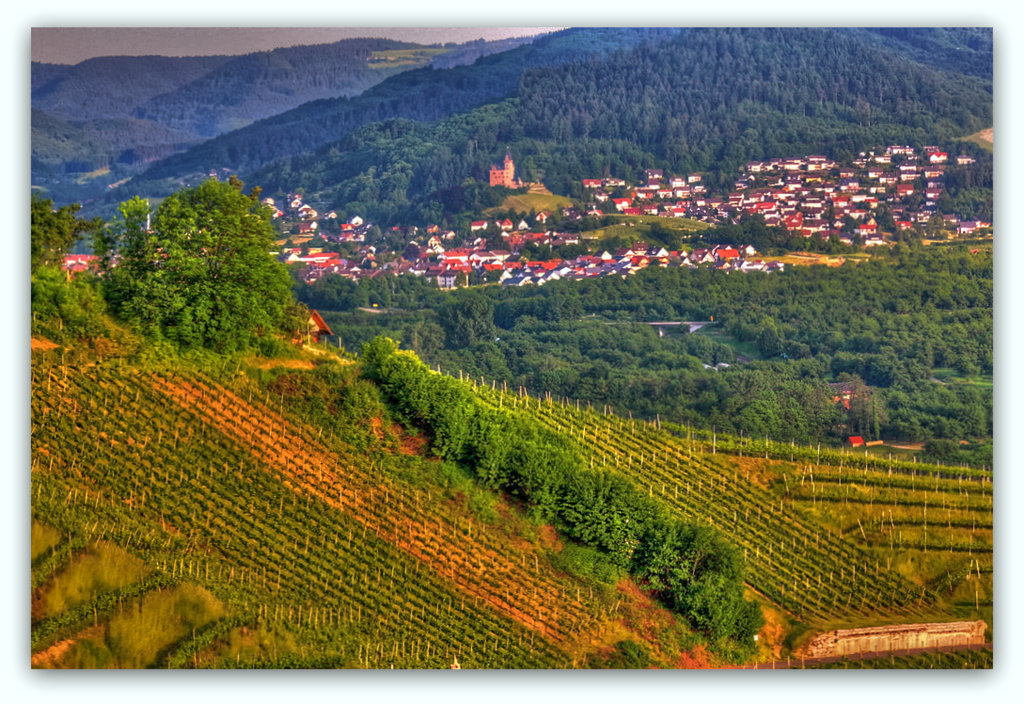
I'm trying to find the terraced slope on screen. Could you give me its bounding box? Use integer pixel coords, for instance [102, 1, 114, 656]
[30, 353, 697, 668]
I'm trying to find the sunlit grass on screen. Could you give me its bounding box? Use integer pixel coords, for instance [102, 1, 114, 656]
[487, 192, 574, 217]
[41, 542, 151, 619]
[368, 48, 448, 69]
[74, 166, 111, 185]
[209, 621, 302, 668]
[31, 520, 63, 562]
[959, 127, 993, 154]
[106, 583, 225, 668]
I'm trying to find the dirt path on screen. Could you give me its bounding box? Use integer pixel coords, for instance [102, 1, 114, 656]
[32, 638, 75, 668]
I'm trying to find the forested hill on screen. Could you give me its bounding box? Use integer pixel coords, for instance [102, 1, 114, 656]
[31, 55, 232, 122]
[128, 39, 433, 138]
[240, 27, 991, 228]
[853, 27, 993, 80]
[515, 27, 991, 179]
[32, 36, 517, 207]
[125, 28, 678, 187]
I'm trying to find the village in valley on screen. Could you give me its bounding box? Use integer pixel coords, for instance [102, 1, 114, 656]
[62, 144, 990, 289]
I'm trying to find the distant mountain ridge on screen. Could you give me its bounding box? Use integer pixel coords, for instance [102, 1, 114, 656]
[126, 28, 680, 189]
[32, 34, 545, 206]
[31, 55, 232, 121]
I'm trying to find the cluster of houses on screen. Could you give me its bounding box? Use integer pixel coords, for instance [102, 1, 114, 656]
[495, 243, 784, 288]
[65, 146, 988, 291]
[284, 229, 782, 289]
[267, 194, 373, 243]
[581, 145, 991, 242]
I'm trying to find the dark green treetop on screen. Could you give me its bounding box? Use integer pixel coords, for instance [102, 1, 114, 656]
[94, 178, 292, 352]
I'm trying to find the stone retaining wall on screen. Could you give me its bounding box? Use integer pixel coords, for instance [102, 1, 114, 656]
[798, 620, 987, 659]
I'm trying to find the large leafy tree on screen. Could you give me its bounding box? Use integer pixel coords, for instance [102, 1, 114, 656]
[94, 178, 292, 352]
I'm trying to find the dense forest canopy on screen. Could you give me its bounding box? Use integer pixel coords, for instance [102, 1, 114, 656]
[90, 179, 296, 353]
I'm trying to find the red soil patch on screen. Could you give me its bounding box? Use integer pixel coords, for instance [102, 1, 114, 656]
[31, 337, 59, 351]
[614, 579, 678, 645]
[31, 584, 46, 622]
[32, 637, 76, 668]
[676, 644, 713, 669]
[394, 424, 429, 456]
[32, 625, 105, 668]
[729, 455, 787, 489]
[759, 607, 787, 659]
[537, 524, 563, 552]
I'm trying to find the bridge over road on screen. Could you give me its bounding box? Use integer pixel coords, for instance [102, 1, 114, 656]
[600, 320, 717, 336]
[644, 320, 716, 335]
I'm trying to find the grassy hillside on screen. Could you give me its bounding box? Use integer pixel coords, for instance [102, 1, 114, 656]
[485, 191, 574, 217]
[961, 127, 994, 154]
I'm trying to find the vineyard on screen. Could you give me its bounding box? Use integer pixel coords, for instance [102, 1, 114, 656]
[29, 338, 993, 668]
[30, 346, 720, 669]
[470, 383, 993, 640]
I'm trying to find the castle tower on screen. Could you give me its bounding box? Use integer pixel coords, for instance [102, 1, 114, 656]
[490, 149, 517, 187]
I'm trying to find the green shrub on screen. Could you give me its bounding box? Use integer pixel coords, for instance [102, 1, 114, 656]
[550, 542, 622, 584]
[587, 640, 652, 669]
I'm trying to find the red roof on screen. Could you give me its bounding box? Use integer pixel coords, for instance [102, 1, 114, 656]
[309, 310, 333, 336]
[847, 436, 865, 447]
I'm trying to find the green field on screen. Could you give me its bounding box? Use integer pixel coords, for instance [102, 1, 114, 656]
[932, 368, 993, 389]
[959, 127, 993, 154]
[692, 326, 759, 361]
[486, 192, 574, 217]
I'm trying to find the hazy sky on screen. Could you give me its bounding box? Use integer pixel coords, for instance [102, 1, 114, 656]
[31, 27, 564, 65]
